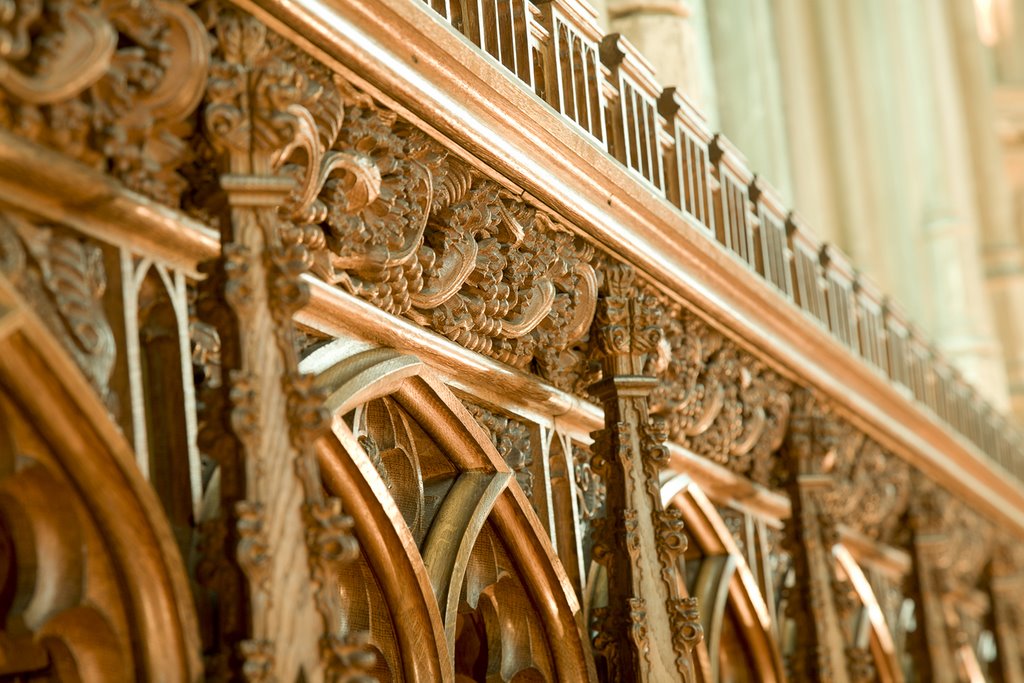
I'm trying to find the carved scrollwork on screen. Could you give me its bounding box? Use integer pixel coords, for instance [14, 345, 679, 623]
[911, 480, 995, 593]
[0, 0, 209, 204]
[650, 307, 792, 484]
[574, 444, 607, 523]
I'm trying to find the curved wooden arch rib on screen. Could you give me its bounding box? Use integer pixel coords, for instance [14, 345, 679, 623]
[317, 426, 453, 682]
[421, 469, 511, 658]
[833, 545, 905, 683]
[304, 339, 597, 682]
[664, 473, 786, 683]
[0, 275, 201, 682]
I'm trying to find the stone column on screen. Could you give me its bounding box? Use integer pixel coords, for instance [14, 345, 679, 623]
[770, 0, 842, 245]
[605, 0, 718, 120]
[704, 0, 791, 200]
[948, 0, 1024, 419]
[912, 0, 1007, 401]
[772, 0, 917, 306]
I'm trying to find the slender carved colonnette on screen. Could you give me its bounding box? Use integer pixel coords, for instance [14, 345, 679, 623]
[588, 264, 702, 682]
[193, 12, 373, 680]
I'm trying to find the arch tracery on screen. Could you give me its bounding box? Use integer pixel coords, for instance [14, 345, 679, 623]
[303, 338, 596, 682]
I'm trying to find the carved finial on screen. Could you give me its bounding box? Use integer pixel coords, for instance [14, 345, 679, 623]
[592, 263, 664, 378]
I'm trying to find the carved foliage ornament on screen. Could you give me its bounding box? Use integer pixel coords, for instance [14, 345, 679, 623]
[0, 212, 115, 408]
[650, 306, 792, 485]
[0, 0, 209, 204]
[465, 402, 534, 498]
[202, 64, 601, 381]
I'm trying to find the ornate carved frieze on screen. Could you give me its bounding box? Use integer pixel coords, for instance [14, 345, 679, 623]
[650, 306, 792, 485]
[191, 69, 604, 381]
[0, 0, 209, 204]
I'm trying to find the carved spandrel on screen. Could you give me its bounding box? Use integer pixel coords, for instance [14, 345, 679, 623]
[0, 212, 116, 410]
[464, 401, 534, 498]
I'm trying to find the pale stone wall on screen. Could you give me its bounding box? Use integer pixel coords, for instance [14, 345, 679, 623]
[599, 0, 1024, 415]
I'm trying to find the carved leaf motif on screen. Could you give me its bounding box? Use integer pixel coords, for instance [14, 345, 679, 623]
[0, 213, 115, 407]
[0, 0, 208, 204]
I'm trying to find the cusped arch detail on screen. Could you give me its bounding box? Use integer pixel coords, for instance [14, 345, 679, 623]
[0, 273, 202, 682]
[303, 338, 596, 683]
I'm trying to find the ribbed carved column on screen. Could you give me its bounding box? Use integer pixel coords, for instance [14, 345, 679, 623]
[779, 392, 852, 683]
[588, 264, 702, 682]
[991, 546, 1024, 683]
[193, 11, 372, 680]
[906, 481, 996, 683]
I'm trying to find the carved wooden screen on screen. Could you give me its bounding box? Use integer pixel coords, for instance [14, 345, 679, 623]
[303, 340, 595, 681]
[2, 0, 1024, 680]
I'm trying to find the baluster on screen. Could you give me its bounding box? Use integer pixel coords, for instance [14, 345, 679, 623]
[601, 34, 669, 194]
[533, 0, 607, 146]
[658, 88, 714, 232]
[787, 214, 828, 327]
[853, 273, 886, 374]
[711, 135, 757, 269]
[751, 178, 793, 299]
[819, 245, 859, 355]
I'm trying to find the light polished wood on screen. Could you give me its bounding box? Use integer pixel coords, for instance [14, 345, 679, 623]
[0, 0, 1023, 680]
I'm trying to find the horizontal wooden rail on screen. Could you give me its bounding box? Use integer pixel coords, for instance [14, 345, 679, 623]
[419, 0, 1024, 482]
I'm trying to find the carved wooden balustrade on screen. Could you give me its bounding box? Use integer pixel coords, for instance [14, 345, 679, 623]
[1, 0, 1024, 680]
[423, 0, 1024, 480]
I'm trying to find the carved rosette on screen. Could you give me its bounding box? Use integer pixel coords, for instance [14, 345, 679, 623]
[587, 264, 702, 682]
[194, 10, 371, 681]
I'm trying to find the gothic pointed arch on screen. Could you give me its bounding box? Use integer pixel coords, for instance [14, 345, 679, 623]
[0, 272, 202, 681]
[301, 338, 597, 682]
[662, 473, 786, 683]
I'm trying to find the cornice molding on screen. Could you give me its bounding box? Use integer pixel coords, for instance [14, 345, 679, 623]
[222, 0, 1024, 534]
